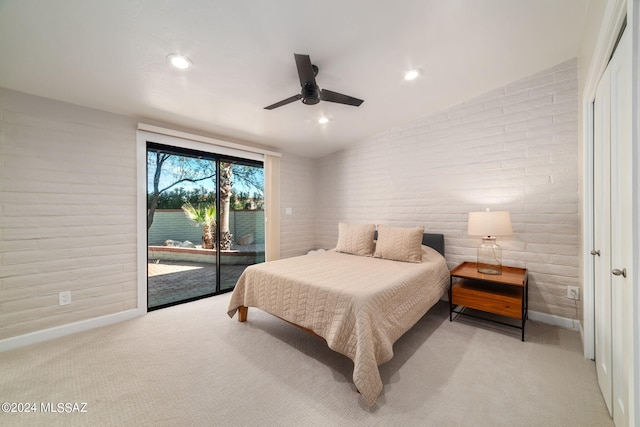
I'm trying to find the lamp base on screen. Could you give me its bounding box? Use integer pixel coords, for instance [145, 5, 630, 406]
[477, 264, 502, 275]
[477, 237, 502, 275]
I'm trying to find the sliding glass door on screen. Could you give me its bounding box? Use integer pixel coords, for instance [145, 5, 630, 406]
[146, 142, 264, 310]
[219, 159, 266, 291]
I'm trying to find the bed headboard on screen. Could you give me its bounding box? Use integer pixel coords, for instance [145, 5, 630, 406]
[373, 231, 445, 257]
[421, 233, 445, 257]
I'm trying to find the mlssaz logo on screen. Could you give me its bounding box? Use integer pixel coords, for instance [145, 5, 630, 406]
[41, 402, 88, 413]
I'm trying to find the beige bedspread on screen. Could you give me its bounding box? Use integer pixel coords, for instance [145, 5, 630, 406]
[227, 245, 449, 406]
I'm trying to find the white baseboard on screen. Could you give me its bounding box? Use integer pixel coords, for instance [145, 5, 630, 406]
[529, 310, 581, 332]
[1, 306, 581, 352]
[0, 308, 145, 352]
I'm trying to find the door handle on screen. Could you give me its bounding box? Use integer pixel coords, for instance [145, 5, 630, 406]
[590, 249, 601, 256]
[612, 268, 627, 278]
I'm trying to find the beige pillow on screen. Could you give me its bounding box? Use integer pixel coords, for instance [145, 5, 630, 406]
[373, 225, 424, 263]
[335, 223, 376, 256]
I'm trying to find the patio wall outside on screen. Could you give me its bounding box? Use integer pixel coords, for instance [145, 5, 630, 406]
[148, 209, 265, 246]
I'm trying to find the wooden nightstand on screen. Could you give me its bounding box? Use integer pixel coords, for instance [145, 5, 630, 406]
[449, 261, 528, 341]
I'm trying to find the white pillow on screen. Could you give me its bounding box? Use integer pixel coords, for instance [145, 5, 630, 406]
[335, 223, 376, 256]
[373, 225, 424, 263]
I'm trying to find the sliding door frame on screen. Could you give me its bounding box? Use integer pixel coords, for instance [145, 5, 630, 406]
[136, 126, 279, 312]
[145, 142, 264, 309]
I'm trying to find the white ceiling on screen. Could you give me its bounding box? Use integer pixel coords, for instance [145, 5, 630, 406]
[0, 0, 588, 158]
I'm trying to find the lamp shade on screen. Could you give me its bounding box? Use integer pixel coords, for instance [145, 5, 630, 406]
[468, 211, 513, 237]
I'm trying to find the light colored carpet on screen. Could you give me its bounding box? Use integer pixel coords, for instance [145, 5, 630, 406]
[0, 295, 613, 427]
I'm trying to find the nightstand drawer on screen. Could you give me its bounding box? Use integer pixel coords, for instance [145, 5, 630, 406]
[452, 280, 522, 319]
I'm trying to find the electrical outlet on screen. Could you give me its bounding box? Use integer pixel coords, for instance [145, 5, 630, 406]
[59, 291, 71, 306]
[567, 286, 580, 301]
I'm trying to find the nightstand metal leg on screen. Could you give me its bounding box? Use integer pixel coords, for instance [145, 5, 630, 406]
[449, 275, 453, 321]
[521, 276, 528, 341]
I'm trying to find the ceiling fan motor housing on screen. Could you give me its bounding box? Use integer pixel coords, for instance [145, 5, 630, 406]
[301, 82, 320, 105]
[264, 54, 363, 110]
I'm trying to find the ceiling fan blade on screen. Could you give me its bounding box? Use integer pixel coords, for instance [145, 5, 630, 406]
[294, 53, 317, 87]
[320, 89, 364, 107]
[264, 94, 302, 110]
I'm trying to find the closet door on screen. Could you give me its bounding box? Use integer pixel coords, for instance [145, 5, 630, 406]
[593, 28, 631, 427]
[593, 61, 612, 416]
[608, 29, 631, 427]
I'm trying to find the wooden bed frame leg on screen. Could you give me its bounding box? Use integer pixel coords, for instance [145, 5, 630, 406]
[238, 306, 248, 322]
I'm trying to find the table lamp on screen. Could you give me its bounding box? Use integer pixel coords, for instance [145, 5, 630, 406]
[467, 210, 513, 274]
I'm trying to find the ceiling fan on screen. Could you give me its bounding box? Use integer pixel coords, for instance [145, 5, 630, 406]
[264, 53, 364, 110]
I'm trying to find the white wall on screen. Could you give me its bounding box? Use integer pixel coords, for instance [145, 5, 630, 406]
[279, 152, 318, 258]
[0, 88, 139, 340]
[316, 60, 581, 320]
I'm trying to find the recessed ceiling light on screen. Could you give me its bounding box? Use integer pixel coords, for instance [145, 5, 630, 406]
[404, 69, 421, 81]
[167, 54, 192, 70]
[318, 117, 330, 124]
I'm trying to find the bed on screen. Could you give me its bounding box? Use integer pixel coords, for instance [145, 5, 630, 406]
[227, 224, 449, 405]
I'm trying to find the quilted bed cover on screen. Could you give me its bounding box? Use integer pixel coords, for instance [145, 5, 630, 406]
[227, 246, 450, 405]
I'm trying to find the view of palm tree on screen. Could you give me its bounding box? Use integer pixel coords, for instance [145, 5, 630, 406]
[181, 202, 216, 249]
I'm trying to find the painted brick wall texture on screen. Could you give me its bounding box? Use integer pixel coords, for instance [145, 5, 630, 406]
[0, 91, 139, 339]
[279, 152, 318, 258]
[316, 60, 580, 320]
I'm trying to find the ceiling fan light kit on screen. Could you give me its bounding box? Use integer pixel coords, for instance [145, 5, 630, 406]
[301, 82, 320, 105]
[265, 53, 364, 110]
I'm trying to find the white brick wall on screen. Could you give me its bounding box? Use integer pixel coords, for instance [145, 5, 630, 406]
[279, 152, 318, 258]
[0, 88, 139, 339]
[316, 59, 580, 319]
